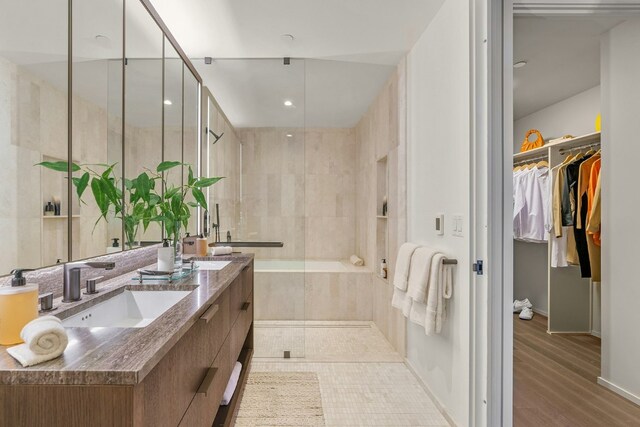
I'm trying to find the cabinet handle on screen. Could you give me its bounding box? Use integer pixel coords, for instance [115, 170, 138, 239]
[241, 301, 251, 311]
[197, 367, 218, 396]
[200, 304, 219, 324]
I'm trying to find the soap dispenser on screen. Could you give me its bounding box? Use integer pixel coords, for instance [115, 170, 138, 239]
[107, 238, 121, 254]
[196, 234, 208, 257]
[157, 239, 175, 272]
[0, 269, 39, 345]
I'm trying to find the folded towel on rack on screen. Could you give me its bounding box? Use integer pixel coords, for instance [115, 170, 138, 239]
[210, 246, 233, 256]
[424, 254, 454, 335]
[6, 316, 68, 367]
[407, 251, 441, 325]
[221, 361, 243, 406]
[393, 243, 420, 291]
[349, 254, 364, 266]
[405, 247, 440, 304]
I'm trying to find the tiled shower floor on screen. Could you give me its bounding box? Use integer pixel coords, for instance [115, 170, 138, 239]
[249, 322, 450, 426]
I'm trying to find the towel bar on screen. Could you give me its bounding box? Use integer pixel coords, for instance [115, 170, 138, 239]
[443, 259, 458, 265]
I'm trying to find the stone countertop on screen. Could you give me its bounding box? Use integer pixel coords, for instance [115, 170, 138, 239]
[0, 253, 254, 386]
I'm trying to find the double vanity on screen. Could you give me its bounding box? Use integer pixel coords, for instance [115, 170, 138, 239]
[0, 253, 254, 427]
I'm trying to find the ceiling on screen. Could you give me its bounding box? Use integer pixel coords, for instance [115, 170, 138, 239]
[513, 16, 624, 120]
[150, 0, 447, 128]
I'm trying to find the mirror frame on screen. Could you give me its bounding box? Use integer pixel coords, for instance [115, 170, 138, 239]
[61, 0, 203, 262]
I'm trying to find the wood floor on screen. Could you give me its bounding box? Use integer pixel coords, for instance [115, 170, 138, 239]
[514, 313, 640, 426]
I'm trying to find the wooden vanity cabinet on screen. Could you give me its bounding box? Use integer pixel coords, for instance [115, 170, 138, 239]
[0, 262, 254, 427]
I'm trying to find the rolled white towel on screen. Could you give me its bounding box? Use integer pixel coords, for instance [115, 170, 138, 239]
[349, 254, 364, 266]
[221, 361, 242, 405]
[210, 246, 233, 256]
[6, 316, 68, 367]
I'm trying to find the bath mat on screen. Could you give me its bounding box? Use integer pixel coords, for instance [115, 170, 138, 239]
[235, 372, 325, 426]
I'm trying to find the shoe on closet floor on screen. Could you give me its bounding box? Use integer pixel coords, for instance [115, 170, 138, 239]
[519, 307, 534, 320]
[513, 298, 532, 313]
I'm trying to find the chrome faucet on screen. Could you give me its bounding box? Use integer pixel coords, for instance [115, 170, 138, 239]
[63, 261, 115, 302]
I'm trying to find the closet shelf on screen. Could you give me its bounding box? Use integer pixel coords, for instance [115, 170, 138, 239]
[42, 215, 80, 219]
[513, 131, 601, 162]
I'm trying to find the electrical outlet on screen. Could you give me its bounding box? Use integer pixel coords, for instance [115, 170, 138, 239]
[452, 214, 463, 237]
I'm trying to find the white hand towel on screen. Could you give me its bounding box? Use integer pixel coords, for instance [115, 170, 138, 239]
[6, 316, 68, 367]
[210, 246, 233, 256]
[425, 255, 454, 336]
[393, 243, 420, 291]
[402, 247, 440, 319]
[221, 361, 243, 406]
[349, 254, 364, 266]
[405, 247, 439, 303]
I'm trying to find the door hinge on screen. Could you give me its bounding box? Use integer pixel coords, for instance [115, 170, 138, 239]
[473, 260, 484, 276]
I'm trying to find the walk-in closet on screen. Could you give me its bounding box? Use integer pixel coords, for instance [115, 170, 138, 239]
[512, 15, 640, 426]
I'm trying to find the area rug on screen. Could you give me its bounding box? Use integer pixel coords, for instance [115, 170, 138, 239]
[234, 371, 325, 426]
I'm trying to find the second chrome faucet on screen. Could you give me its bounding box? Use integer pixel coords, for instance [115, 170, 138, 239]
[63, 261, 115, 302]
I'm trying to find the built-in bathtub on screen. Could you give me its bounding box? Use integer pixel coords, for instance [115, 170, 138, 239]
[253, 259, 372, 321]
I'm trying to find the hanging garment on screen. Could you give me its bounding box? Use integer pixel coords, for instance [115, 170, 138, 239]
[587, 158, 602, 246]
[549, 165, 569, 267]
[552, 160, 579, 265]
[513, 166, 549, 243]
[587, 173, 602, 243]
[566, 155, 593, 278]
[577, 155, 601, 281]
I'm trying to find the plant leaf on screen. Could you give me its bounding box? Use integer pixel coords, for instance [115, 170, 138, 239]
[156, 161, 182, 173]
[76, 172, 90, 199]
[191, 188, 207, 211]
[188, 166, 195, 186]
[194, 177, 224, 188]
[36, 161, 81, 172]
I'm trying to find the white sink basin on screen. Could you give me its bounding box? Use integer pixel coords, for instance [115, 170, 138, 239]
[62, 290, 192, 328]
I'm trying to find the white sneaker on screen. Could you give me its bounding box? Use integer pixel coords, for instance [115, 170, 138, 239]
[519, 307, 534, 320]
[513, 298, 533, 313]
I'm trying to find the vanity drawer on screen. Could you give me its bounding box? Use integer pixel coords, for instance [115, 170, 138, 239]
[241, 263, 254, 302]
[202, 288, 230, 362]
[231, 292, 253, 364]
[141, 290, 229, 427]
[178, 335, 232, 427]
[229, 275, 244, 326]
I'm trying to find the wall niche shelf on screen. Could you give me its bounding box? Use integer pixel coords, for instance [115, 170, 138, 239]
[42, 215, 81, 220]
[376, 156, 389, 277]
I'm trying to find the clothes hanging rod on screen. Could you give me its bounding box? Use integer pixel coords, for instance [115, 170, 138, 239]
[514, 154, 548, 166]
[558, 141, 601, 155]
[443, 259, 458, 265]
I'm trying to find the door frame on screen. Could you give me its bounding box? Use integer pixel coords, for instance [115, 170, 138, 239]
[483, 1, 640, 426]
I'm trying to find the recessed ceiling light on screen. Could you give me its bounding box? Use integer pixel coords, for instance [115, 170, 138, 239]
[284, 100, 294, 107]
[513, 61, 528, 69]
[164, 99, 172, 105]
[286, 133, 293, 138]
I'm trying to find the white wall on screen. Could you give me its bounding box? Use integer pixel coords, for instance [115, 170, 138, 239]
[513, 86, 600, 151]
[512, 86, 601, 317]
[600, 18, 640, 404]
[406, 0, 470, 424]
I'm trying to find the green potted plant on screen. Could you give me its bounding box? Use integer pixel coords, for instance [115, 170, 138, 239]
[37, 161, 222, 261]
[146, 161, 222, 270]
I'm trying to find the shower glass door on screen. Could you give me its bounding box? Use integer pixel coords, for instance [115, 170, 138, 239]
[204, 58, 306, 359]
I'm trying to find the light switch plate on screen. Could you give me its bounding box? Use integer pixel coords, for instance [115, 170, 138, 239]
[435, 213, 445, 235]
[452, 214, 463, 237]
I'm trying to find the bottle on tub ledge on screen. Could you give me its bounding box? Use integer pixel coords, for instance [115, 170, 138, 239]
[380, 259, 388, 279]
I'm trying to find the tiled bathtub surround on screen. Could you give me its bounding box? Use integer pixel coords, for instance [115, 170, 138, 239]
[0, 245, 159, 299]
[254, 268, 372, 321]
[354, 60, 408, 355]
[237, 127, 356, 261]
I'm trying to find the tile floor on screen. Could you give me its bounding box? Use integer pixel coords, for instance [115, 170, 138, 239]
[249, 321, 450, 426]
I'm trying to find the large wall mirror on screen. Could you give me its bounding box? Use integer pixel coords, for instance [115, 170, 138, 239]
[0, 0, 202, 274]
